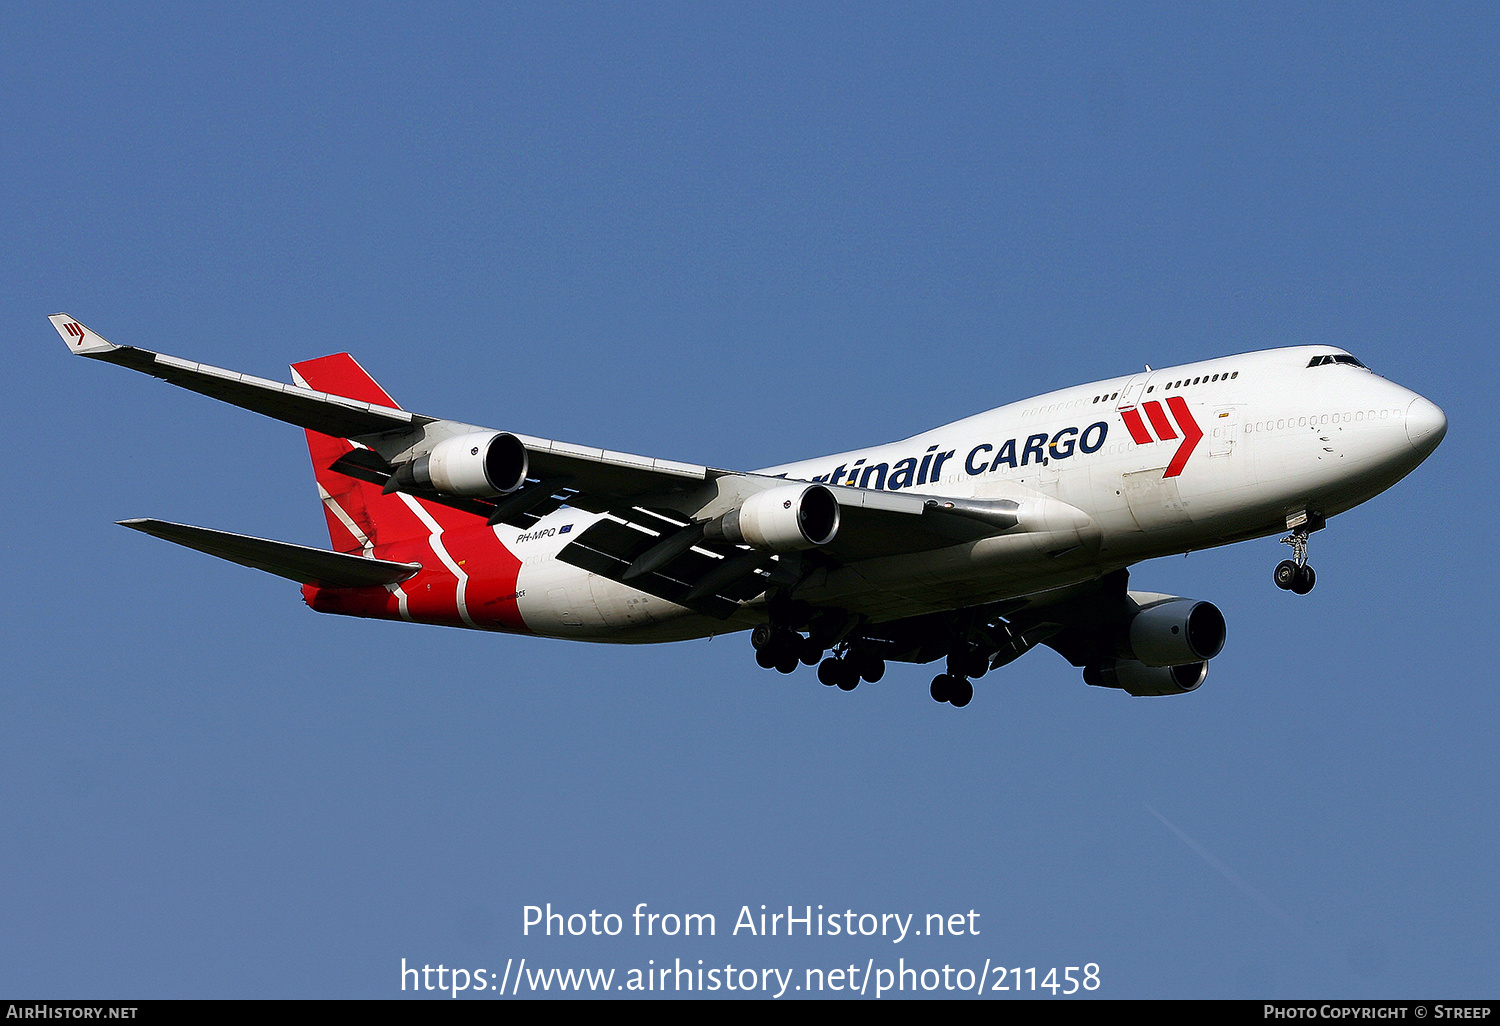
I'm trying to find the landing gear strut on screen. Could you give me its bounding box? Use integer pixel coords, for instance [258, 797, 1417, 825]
[1274, 514, 1321, 595]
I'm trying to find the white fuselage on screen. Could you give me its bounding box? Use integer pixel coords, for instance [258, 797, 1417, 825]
[506, 346, 1445, 640]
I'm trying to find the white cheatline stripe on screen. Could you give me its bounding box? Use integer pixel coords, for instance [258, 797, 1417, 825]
[317, 483, 374, 557]
[396, 492, 476, 627]
[317, 482, 412, 621]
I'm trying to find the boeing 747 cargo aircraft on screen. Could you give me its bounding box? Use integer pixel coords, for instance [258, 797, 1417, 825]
[53, 315, 1445, 706]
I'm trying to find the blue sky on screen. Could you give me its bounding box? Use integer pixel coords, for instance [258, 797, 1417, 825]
[3, 1, 1496, 999]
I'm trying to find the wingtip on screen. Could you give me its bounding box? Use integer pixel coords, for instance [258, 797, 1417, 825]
[49, 313, 117, 355]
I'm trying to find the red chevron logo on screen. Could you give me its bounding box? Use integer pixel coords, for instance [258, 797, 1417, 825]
[1119, 398, 1202, 478]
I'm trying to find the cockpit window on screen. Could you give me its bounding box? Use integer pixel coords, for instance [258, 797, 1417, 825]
[1307, 354, 1368, 369]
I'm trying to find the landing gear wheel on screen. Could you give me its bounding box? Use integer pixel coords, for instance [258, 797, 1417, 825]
[1276, 521, 1322, 596]
[949, 677, 974, 708]
[1291, 563, 1316, 595]
[930, 673, 953, 703]
[859, 656, 885, 684]
[836, 665, 859, 691]
[751, 623, 776, 651]
[818, 658, 860, 690]
[800, 637, 823, 666]
[753, 622, 809, 673]
[818, 658, 840, 686]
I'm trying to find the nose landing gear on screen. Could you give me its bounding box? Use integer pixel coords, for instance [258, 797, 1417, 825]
[1273, 557, 1315, 594]
[1274, 512, 1323, 595]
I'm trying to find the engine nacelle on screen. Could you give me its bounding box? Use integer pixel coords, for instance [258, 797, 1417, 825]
[707, 483, 840, 551]
[398, 431, 529, 497]
[1127, 598, 1226, 667]
[1084, 659, 1208, 696]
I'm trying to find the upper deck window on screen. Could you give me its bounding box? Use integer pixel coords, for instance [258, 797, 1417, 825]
[1308, 354, 1368, 369]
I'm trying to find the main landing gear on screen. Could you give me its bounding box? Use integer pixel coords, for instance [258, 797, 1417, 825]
[751, 623, 819, 675]
[930, 645, 989, 708]
[817, 648, 885, 691]
[750, 623, 886, 692]
[1273, 515, 1321, 595]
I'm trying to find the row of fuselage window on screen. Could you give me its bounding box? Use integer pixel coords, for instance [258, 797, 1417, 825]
[1088, 370, 1240, 406]
[1243, 408, 1403, 433]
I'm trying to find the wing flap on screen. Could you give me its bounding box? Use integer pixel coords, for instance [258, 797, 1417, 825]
[119, 518, 421, 587]
[556, 511, 774, 618]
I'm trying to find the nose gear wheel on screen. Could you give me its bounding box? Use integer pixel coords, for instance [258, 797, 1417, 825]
[1274, 523, 1317, 594]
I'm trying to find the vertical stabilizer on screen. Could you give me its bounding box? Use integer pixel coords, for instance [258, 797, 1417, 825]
[290, 354, 428, 554]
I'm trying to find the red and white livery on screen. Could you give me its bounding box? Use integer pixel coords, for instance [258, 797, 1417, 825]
[51, 314, 1446, 706]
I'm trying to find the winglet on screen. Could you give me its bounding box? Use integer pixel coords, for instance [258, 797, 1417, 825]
[49, 314, 118, 356]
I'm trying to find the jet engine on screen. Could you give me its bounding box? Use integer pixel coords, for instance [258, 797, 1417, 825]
[391, 431, 529, 497]
[1126, 597, 1226, 666]
[1084, 659, 1209, 696]
[705, 483, 840, 551]
[1078, 594, 1224, 696]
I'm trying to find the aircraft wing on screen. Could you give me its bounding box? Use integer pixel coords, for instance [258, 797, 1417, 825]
[51, 314, 716, 524]
[551, 486, 1034, 619]
[56, 315, 1066, 617]
[818, 486, 1021, 558]
[50, 314, 973, 538]
[50, 314, 426, 439]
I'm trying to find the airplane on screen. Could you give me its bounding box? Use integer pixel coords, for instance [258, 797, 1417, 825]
[51, 314, 1446, 707]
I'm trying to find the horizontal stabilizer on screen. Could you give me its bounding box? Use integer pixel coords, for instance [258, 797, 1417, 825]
[118, 518, 421, 587]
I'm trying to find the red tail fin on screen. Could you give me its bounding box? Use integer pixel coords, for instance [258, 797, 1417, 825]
[290, 353, 429, 555]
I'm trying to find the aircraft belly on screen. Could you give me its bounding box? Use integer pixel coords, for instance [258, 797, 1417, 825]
[515, 557, 723, 643]
[587, 574, 648, 626]
[795, 527, 1106, 623]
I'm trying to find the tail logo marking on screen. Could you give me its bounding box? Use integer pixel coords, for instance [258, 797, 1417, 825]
[64, 322, 85, 347]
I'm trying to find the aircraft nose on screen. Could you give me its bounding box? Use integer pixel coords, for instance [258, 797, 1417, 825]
[1405, 395, 1448, 457]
